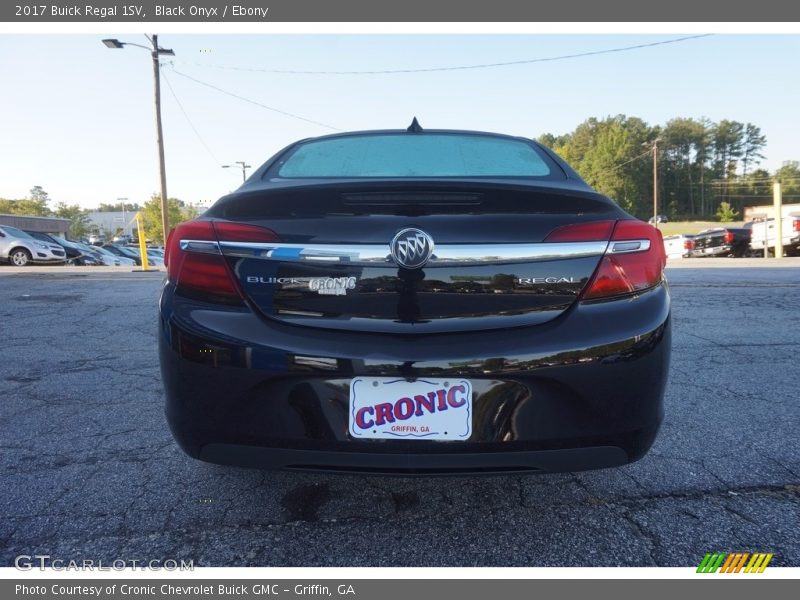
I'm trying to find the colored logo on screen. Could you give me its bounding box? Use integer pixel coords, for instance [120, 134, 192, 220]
[697, 552, 773, 573]
[348, 377, 472, 441]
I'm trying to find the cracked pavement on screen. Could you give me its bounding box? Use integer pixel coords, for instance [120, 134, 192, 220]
[0, 265, 798, 567]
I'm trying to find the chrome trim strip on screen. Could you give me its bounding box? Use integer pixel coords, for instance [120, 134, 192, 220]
[607, 239, 651, 254]
[180, 240, 221, 254]
[179, 239, 611, 265]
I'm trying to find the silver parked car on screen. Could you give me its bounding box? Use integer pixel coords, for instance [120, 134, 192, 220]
[0, 225, 66, 266]
[91, 244, 136, 266]
[124, 246, 165, 267]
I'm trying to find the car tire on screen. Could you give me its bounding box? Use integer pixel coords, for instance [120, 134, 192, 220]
[10, 248, 32, 266]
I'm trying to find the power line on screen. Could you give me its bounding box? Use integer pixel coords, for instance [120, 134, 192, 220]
[708, 178, 800, 186]
[178, 34, 713, 76]
[168, 65, 342, 132]
[708, 194, 800, 198]
[709, 175, 800, 181]
[599, 149, 653, 174]
[709, 178, 772, 183]
[162, 71, 221, 165]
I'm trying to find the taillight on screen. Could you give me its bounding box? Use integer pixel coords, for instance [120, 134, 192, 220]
[214, 221, 282, 242]
[582, 220, 666, 301]
[794, 219, 800, 233]
[545, 220, 615, 242]
[544, 219, 664, 300]
[683, 239, 695, 250]
[723, 230, 735, 244]
[167, 220, 279, 303]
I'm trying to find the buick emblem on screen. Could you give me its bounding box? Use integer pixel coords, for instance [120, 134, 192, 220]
[390, 228, 434, 269]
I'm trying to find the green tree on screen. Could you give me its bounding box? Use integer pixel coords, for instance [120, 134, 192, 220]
[695, 117, 714, 217]
[662, 117, 707, 216]
[536, 133, 558, 148]
[775, 161, 800, 197]
[29, 185, 50, 206]
[140, 194, 199, 243]
[536, 132, 571, 150]
[0, 186, 52, 216]
[711, 120, 745, 206]
[744, 168, 774, 200]
[741, 123, 767, 178]
[716, 201, 739, 222]
[539, 115, 774, 219]
[541, 115, 653, 217]
[0, 197, 51, 216]
[53, 202, 92, 239]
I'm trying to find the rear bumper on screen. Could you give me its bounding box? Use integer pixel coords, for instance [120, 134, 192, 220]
[159, 282, 671, 474]
[690, 245, 736, 257]
[199, 444, 640, 475]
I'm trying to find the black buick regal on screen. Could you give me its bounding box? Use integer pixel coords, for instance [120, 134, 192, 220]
[159, 122, 670, 475]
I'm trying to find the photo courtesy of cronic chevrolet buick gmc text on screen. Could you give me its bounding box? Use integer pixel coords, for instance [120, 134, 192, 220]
[159, 122, 671, 475]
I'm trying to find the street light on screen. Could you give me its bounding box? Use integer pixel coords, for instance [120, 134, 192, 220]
[117, 197, 129, 236]
[222, 161, 252, 184]
[102, 35, 175, 243]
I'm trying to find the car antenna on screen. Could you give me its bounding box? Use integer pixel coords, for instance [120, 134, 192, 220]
[407, 117, 423, 133]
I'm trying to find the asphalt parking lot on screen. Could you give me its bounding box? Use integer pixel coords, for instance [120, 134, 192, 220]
[1, 261, 798, 567]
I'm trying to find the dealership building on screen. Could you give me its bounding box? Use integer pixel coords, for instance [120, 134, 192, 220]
[0, 213, 70, 235]
[86, 211, 138, 237]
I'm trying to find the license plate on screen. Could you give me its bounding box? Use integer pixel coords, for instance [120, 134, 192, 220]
[349, 377, 472, 441]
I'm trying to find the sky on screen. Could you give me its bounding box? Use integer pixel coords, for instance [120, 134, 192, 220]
[0, 33, 798, 209]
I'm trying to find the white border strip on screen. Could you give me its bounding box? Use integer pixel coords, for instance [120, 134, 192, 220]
[2, 566, 800, 579]
[0, 22, 799, 34]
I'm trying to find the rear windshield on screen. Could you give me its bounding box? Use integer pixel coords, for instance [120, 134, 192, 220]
[275, 133, 553, 178]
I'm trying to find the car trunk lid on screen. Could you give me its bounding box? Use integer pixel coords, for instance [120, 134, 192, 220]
[199, 181, 623, 333]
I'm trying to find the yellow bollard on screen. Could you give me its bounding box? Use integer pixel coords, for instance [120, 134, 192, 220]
[136, 213, 150, 271]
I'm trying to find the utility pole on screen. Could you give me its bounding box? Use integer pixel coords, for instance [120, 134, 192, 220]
[102, 36, 174, 243]
[652, 139, 661, 228]
[699, 153, 705, 217]
[150, 34, 170, 243]
[774, 181, 783, 259]
[222, 161, 252, 183]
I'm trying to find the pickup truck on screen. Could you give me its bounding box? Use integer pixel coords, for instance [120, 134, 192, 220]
[662, 234, 695, 259]
[749, 216, 800, 256]
[689, 227, 751, 258]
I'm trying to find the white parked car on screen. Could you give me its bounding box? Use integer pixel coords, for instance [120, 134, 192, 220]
[0, 225, 67, 266]
[662, 234, 695, 259]
[749, 216, 800, 256]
